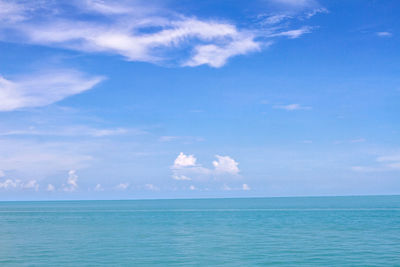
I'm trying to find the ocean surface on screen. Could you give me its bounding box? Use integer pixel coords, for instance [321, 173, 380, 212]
[0, 196, 400, 266]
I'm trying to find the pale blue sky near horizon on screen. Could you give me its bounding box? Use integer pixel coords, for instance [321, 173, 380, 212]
[0, 0, 399, 200]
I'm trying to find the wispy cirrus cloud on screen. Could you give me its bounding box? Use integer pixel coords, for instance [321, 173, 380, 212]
[0, 1, 27, 22]
[352, 154, 400, 172]
[0, 70, 104, 111]
[376, 31, 392, 37]
[268, 26, 312, 39]
[273, 103, 312, 111]
[0, 126, 144, 137]
[0, 138, 92, 179]
[159, 136, 204, 143]
[0, 0, 326, 68]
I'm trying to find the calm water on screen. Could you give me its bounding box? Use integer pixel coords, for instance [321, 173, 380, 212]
[0, 196, 400, 266]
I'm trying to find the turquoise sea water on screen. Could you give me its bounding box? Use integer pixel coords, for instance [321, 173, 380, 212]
[0, 196, 400, 266]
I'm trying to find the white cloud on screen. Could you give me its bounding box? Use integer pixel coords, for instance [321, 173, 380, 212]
[376, 155, 400, 162]
[0, 179, 21, 189]
[145, 184, 159, 191]
[273, 103, 312, 111]
[159, 136, 180, 142]
[213, 155, 240, 175]
[387, 162, 400, 170]
[115, 183, 129, 190]
[0, 139, 92, 179]
[242, 184, 251, 191]
[221, 183, 250, 191]
[0, 1, 27, 23]
[159, 136, 204, 143]
[0, 1, 323, 68]
[172, 152, 197, 168]
[0, 170, 4, 178]
[0, 126, 139, 137]
[350, 138, 366, 143]
[352, 154, 400, 172]
[81, 0, 135, 15]
[62, 170, 79, 192]
[262, 14, 291, 25]
[377, 32, 392, 37]
[351, 166, 380, 172]
[5, 12, 257, 67]
[0, 178, 39, 191]
[0, 70, 104, 111]
[270, 0, 317, 7]
[171, 153, 240, 181]
[377, 155, 400, 170]
[23, 179, 39, 191]
[172, 174, 192, 181]
[221, 184, 232, 191]
[47, 184, 55, 192]
[269, 27, 312, 39]
[94, 183, 104, 191]
[189, 185, 196, 190]
[305, 7, 328, 18]
[184, 35, 262, 67]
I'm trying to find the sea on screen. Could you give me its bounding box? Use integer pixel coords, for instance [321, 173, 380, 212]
[0, 195, 399, 266]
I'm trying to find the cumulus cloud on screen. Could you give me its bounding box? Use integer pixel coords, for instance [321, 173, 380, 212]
[115, 183, 129, 190]
[0, 178, 39, 191]
[242, 184, 251, 191]
[0, 179, 21, 190]
[23, 179, 39, 191]
[213, 155, 240, 175]
[171, 153, 240, 181]
[0, 0, 324, 68]
[62, 170, 79, 192]
[189, 185, 196, 190]
[145, 184, 159, 191]
[46, 184, 55, 192]
[94, 184, 104, 191]
[0, 70, 104, 111]
[172, 152, 197, 168]
[221, 183, 250, 191]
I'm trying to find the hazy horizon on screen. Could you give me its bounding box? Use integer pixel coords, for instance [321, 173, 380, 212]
[1, 0, 400, 200]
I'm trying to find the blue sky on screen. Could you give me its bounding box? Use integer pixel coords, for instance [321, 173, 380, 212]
[0, 0, 399, 200]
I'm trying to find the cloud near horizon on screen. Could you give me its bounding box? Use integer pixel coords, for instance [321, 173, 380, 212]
[171, 152, 240, 181]
[352, 154, 400, 172]
[0, 178, 39, 191]
[62, 170, 79, 192]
